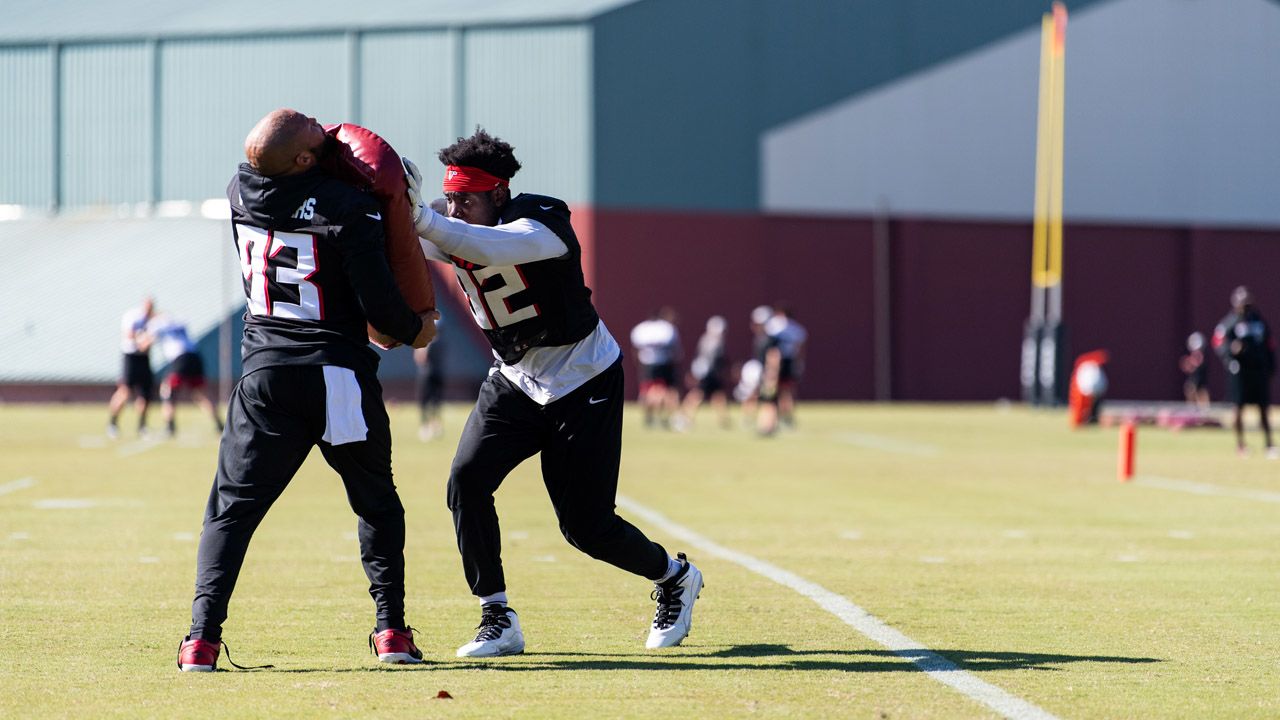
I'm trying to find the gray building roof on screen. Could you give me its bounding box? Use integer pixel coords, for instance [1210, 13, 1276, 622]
[0, 0, 639, 43]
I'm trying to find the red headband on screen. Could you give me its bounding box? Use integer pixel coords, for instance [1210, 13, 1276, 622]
[442, 165, 509, 193]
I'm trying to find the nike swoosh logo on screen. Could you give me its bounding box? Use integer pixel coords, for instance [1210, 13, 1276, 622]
[366, 212, 382, 220]
[539, 205, 554, 211]
[588, 397, 608, 405]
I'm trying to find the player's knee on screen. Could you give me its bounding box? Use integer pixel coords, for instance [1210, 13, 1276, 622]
[446, 459, 497, 512]
[362, 491, 404, 518]
[558, 513, 620, 557]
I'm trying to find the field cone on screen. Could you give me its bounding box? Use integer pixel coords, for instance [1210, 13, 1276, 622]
[1118, 421, 1136, 482]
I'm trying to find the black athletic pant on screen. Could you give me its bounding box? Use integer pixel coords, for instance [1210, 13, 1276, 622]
[448, 359, 668, 596]
[189, 365, 407, 642]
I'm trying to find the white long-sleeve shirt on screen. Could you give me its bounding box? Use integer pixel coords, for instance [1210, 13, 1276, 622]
[417, 208, 620, 405]
[416, 210, 568, 265]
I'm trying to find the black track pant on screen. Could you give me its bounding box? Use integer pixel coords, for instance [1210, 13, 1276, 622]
[448, 359, 668, 596]
[189, 366, 407, 642]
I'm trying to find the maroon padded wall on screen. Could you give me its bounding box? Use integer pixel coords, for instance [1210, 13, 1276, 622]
[889, 219, 1029, 400]
[588, 210, 876, 400]
[580, 209, 1280, 402]
[1062, 225, 1190, 403]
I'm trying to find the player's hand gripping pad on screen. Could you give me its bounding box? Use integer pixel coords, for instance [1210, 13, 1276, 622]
[321, 124, 436, 333]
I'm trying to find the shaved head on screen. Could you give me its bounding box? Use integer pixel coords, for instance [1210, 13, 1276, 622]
[245, 108, 324, 177]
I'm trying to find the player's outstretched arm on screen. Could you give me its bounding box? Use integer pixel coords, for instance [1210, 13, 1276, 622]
[403, 155, 566, 266]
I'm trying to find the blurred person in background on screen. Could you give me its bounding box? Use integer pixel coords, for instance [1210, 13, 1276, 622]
[414, 320, 447, 441]
[404, 129, 702, 657]
[178, 108, 437, 673]
[755, 335, 784, 437]
[107, 296, 156, 439]
[149, 314, 223, 437]
[1180, 331, 1210, 409]
[676, 315, 730, 430]
[1212, 286, 1276, 458]
[764, 305, 808, 429]
[629, 306, 683, 428]
[735, 305, 773, 427]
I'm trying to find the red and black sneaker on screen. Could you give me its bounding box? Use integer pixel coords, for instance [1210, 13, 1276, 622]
[370, 627, 425, 664]
[177, 636, 220, 672]
[177, 636, 273, 672]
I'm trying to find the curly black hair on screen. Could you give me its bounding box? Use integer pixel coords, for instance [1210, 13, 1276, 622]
[438, 127, 522, 181]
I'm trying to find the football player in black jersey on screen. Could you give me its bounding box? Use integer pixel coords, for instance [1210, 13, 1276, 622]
[178, 109, 437, 672]
[1212, 286, 1276, 457]
[403, 129, 703, 656]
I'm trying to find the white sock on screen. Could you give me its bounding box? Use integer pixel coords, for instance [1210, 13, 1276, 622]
[656, 556, 683, 583]
[479, 591, 508, 606]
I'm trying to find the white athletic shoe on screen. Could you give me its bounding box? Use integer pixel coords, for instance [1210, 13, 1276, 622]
[646, 552, 703, 649]
[457, 603, 524, 657]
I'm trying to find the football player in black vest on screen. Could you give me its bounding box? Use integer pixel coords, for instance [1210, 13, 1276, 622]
[404, 130, 703, 656]
[178, 109, 437, 672]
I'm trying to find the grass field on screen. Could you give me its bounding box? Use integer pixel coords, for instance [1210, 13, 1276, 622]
[2, 401, 1278, 719]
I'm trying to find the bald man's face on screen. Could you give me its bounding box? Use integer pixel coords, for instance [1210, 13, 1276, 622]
[245, 109, 329, 176]
[295, 115, 327, 165]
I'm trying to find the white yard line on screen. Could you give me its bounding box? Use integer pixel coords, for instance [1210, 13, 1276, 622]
[0, 477, 37, 496]
[617, 495, 1060, 720]
[830, 431, 940, 457]
[117, 438, 162, 457]
[1133, 476, 1280, 504]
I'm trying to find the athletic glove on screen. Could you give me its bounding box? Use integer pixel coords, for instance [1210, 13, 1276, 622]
[403, 157, 432, 237]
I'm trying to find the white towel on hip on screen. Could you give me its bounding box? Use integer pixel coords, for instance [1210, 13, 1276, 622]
[321, 365, 368, 445]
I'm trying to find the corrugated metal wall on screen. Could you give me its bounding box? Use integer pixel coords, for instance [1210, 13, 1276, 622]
[465, 26, 591, 203]
[0, 46, 54, 206]
[61, 43, 152, 206]
[0, 25, 591, 209]
[160, 35, 350, 201]
[359, 30, 458, 165]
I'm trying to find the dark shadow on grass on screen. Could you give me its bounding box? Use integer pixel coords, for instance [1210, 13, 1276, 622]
[261, 643, 1161, 674]
[259, 664, 436, 673]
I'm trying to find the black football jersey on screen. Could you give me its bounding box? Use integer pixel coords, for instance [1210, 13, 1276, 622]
[228, 164, 422, 375]
[448, 194, 599, 363]
[1214, 309, 1274, 376]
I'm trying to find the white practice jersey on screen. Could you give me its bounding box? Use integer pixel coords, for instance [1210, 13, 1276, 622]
[630, 319, 680, 366]
[417, 208, 620, 405]
[120, 306, 152, 354]
[149, 315, 197, 363]
[764, 317, 807, 359]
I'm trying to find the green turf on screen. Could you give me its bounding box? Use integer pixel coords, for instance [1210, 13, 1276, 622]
[1, 402, 1278, 718]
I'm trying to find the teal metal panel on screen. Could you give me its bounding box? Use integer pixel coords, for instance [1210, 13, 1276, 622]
[60, 43, 150, 206]
[0, 46, 54, 206]
[593, 0, 750, 210]
[159, 35, 349, 201]
[359, 31, 457, 167]
[0, 0, 640, 44]
[590, 0, 1111, 211]
[463, 26, 591, 204]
